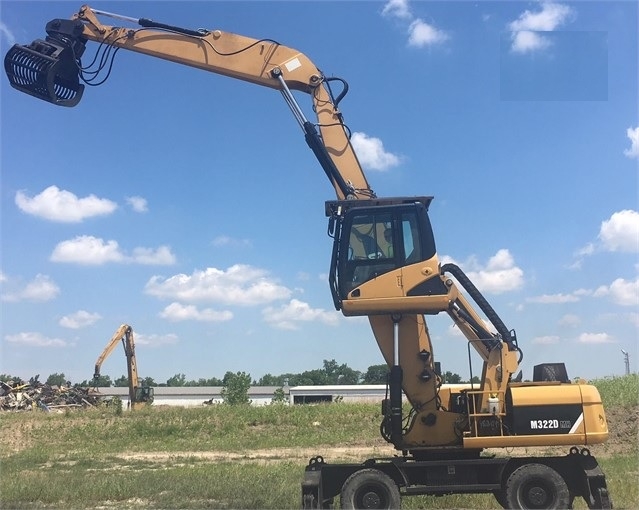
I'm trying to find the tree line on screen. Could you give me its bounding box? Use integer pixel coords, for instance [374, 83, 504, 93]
[1, 359, 478, 389]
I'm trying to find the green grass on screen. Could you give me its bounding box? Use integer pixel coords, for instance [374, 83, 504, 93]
[592, 373, 639, 407]
[1, 375, 637, 509]
[0, 403, 384, 456]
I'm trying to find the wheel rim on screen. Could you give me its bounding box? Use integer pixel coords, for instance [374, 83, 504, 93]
[520, 479, 555, 508]
[355, 484, 389, 509]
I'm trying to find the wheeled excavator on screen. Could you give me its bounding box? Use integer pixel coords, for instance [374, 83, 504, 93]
[4, 5, 611, 508]
[92, 324, 153, 410]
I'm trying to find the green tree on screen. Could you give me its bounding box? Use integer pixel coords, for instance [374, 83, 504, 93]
[114, 375, 129, 387]
[186, 377, 223, 386]
[271, 386, 287, 404]
[46, 373, 68, 387]
[322, 359, 361, 385]
[80, 375, 111, 387]
[337, 366, 361, 385]
[221, 371, 251, 405]
[442, 371, 462, 384]
[140, 376, 156, 387]
[0, 374, 25, 384]
[256, 373, 283, 386]
[296, 369, 329, 385]
[362, 364, 389, 384]
[166, 373, 186, 387]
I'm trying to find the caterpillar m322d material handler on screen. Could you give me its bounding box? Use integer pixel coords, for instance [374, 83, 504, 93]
[92, 324, 153, 410]
[4, 5, 611, 508]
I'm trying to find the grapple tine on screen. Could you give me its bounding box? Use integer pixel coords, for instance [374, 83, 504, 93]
[4, 39, 84, 107]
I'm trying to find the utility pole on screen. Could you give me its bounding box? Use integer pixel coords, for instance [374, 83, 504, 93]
[621, 349, 630, 376]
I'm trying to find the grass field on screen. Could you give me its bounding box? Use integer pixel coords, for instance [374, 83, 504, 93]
[1, 374, 637, 509]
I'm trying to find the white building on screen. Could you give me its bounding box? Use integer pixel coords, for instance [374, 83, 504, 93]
[91, 385, 389, 409]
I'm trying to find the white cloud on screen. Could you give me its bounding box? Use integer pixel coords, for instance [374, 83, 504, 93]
[135, 332, 179, 346]
[132, 246, 177, 265]
[558, 314, 580, 327]
[159, 302, 233, 322]
[15, 186, 117, 223]
[448, 249, 524, 294]
[594, 278, 639, 307]
[599, 210, 639, 253]
[571, 210, 639, 267]
[408, 19, 449, 47]
[0, 21, 16, 46]
[262, 299, 340, 330]
[145, 264, 291, 305]
[532, 335, 560, 345]
[5, 331, 67, 347]
[59, 310, 102, 329]
[381, 0, 448, 48]
[51, 236, 125, 265]
[212, 235, 252, 248]
[624, 126, 639, 159]
[351, 132, 401, 171]
[126, 196, 148, 213]
[510, 31, 551, 54]
[574, 243, 595, 258]
[508, 2, 573, 54]
[1, 274, 60, 302]
[527, 293, 580, 304]
[577, 332, 614, 344]
[50, 236, 176, 265]
[529, 288, 594, 304]
[382, 0, 412, 20]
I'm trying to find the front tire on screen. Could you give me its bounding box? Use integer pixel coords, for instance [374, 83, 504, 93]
[505, 463, 571, 509]
[340, 469, 400, 509]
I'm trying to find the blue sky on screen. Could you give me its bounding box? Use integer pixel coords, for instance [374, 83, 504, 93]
[1, 1, 637, 385]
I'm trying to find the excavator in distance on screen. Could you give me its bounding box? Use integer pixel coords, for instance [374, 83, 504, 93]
[4, 5, 611, 509]
[92, 324, 153, 410]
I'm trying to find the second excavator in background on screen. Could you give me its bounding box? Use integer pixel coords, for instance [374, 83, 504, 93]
[92, 324, 153, 410]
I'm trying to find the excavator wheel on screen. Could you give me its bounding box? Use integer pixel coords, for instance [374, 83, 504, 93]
[339, 469, 400, 509]
[493, 488, 508, 509]
[505, 463, 571, 509]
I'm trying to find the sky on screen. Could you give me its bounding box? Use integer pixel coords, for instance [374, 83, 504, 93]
[1, 1, 637, 385]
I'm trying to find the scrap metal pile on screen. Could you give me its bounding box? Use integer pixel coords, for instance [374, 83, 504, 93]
[0, 379, 105, 412]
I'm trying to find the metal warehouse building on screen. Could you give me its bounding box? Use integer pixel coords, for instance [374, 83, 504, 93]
[92, 385, 389, 408]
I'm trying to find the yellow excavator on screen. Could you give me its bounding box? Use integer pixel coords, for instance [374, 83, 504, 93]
[5, 5, 610, 508]
[92, 324, 153, 410]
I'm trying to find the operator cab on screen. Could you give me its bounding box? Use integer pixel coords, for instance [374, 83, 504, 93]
[326, 197, 440, 313]
[135, 386, 154, 404]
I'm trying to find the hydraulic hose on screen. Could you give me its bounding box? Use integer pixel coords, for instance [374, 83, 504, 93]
[441, 263, 521, 362]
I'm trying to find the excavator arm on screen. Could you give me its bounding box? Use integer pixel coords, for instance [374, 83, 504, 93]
[93, 324, 134, 382]
[5, 5, 373, 201]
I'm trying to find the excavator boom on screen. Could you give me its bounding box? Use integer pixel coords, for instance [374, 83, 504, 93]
[4, 5, 373, 201]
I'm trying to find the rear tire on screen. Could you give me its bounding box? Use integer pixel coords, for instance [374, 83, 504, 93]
[340, 469, 400, 509]
[505, 463, 570, 509]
